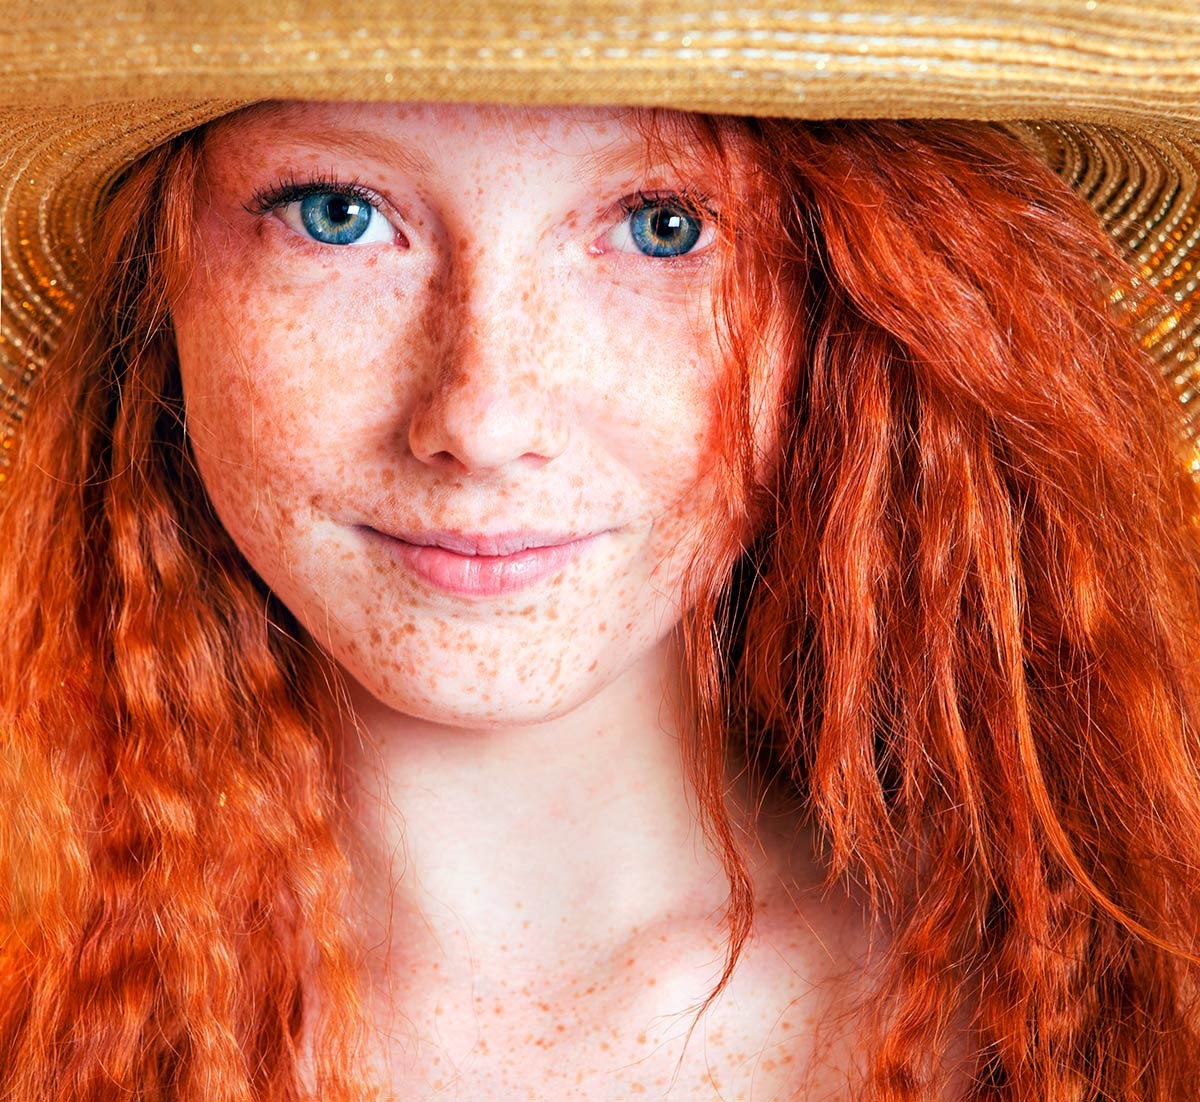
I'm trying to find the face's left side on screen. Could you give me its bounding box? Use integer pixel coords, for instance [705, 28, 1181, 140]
[170, 99, 749, 728]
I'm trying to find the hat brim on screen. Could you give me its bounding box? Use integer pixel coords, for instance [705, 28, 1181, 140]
[3, 2, 1200, 466]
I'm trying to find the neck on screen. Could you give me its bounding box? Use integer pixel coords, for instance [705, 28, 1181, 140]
[340, 638, 746, 978]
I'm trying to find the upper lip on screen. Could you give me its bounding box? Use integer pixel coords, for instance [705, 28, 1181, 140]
[378, 529, 595, 557]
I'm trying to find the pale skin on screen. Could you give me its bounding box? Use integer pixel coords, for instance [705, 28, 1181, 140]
[171, 100, 879, 1100]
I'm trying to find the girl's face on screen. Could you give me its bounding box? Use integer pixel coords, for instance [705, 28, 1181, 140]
[173, 101, 761, 725]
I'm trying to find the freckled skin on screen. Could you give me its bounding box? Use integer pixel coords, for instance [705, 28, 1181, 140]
[176, 102, 726, 728]
[171, 102, 895, 1099]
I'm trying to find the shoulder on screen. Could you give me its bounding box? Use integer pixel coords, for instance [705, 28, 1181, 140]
[701, 842, 879, 1100]
[604, 818, 884, 1100]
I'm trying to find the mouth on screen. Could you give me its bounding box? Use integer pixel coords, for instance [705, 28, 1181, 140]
[362, 527, 601, 597]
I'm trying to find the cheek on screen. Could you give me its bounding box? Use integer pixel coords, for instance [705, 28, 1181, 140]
[175, 307, 313, 562]
[173, 245, 417, 550]
[568, 273, 728, 503]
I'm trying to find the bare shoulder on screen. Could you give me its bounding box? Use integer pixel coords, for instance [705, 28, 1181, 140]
[675, 830, 881, 1100]
[514, 820, 884, 1101]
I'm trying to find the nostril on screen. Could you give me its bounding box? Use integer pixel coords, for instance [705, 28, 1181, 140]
[426, 449, 465, 471]
[407, 384, 567, 473]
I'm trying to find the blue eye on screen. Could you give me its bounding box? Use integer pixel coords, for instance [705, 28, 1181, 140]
[608, 195, 714, 258]
[629, 204, 702, 257]
[248, 177, 400, 247]
[298, 191, 375, 245]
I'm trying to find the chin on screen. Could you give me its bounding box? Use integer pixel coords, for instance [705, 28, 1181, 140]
[295, 590, 677, 734]
[337, 651, 611, 733]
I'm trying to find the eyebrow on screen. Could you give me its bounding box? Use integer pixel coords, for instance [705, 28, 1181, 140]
[572, 141, 657, 183]
[571, 139, 717, 186]
[275, 124, 437, 179]
[215, 103, 436, 179]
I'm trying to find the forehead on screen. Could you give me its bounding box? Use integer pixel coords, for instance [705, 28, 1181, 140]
[200, 100, 712, 182]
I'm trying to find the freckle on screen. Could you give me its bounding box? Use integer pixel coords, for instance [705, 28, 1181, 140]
[646, 977, 656, 986]
[637, 1032, 647, 1045]
[598, 622, 607, 633]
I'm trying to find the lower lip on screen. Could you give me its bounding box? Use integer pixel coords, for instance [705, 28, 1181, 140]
[369, 532, 598, 596]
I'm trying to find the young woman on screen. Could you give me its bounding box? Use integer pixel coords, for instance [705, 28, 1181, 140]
[3, 7, 1200, 1102]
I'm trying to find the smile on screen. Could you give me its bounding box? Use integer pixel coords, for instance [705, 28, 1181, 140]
[364, 528, 601, 597]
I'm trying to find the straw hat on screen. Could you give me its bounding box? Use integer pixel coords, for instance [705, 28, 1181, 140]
[3, 0, 1200, 476]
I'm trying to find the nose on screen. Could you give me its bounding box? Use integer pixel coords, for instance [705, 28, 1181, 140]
[406, 263, 570, 475]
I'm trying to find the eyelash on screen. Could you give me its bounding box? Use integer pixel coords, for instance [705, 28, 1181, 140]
[244, 170, 385, 218]
[618, 188, 716, 224]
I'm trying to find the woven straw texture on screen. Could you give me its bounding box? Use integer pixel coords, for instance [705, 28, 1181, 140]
[2, 0, 1200, 471]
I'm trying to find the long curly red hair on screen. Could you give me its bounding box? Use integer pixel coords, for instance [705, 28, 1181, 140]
[2, 110, 1199, 1101]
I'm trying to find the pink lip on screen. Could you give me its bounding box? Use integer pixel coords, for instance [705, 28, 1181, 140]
[364, 528, 600, 596]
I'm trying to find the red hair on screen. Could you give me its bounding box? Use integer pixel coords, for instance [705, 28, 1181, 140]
[0, 132, 372, 1102]
[2, 113, 1199, 1101]
[700, 118, 1200, 1099]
